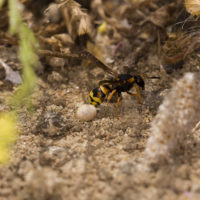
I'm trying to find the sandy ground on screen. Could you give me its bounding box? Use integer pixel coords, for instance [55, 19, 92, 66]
[0, 39, 200, 200]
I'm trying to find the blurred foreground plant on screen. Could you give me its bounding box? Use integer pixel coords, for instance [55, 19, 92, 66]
[0, 0, 5, 8]
[145, 73, 200, 162]
[0, 113, 17, 163]
[0, 0, 39, 163]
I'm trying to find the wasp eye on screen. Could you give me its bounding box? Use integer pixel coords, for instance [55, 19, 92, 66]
[135, 76, 145, 89]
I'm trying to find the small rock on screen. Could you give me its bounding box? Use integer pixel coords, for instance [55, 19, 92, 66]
[76, 104, 97, 121]
[47, 57, 65, 69]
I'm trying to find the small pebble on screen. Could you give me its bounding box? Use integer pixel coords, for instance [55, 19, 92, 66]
[76, 104, 97, 121]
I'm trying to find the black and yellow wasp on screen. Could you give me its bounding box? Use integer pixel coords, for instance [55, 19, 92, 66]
[80, 50, 145, 115]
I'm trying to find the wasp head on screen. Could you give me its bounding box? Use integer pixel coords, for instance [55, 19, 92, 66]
[135, 75, 145, 90]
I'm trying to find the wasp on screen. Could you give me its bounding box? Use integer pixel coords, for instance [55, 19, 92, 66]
[80, 50, 146, 116]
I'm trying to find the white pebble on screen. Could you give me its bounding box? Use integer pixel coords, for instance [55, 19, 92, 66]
[76, 104, 97, 121]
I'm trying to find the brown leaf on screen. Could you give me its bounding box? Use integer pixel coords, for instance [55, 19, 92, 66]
[59, 0, 92, 41]
[185, 0, 200, 15]
[0, 59, 22, 84]
[148, 3, 175, 28]
[91, 0, 131, 38]
[131, 0, 152, 9]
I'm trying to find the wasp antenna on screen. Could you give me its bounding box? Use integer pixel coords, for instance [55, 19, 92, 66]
[148, 76, 161, 79]
[140, 103, 149, 106]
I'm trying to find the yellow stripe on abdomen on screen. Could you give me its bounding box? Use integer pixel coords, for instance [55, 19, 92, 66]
[100, 85, 110, 95]
[89, 91, 102, 106]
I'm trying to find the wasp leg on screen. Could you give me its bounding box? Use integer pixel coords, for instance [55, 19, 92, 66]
[127, 85, 141, 103]
[104, 89, 117, 115]
[116, 94, 121, 118]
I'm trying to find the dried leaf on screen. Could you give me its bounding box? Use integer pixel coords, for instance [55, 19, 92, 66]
[185, 0, 200, 15]
[131, 0, 152, 9]
[0, 59, 22, 84]
[43, 3, 61, 24]
[148, 3, 175, 28]
[91, 0, 131, 38]
[54, 33, 74, 46]
[91, 0, 118, 26]
[60, 0, 92, 40]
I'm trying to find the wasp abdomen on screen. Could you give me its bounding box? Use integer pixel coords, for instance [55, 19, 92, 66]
[89, 85, 111, 106]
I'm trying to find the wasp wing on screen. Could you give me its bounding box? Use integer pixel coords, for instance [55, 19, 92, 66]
[98, 79, 120, 86]
[80, 50, 118, 77]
